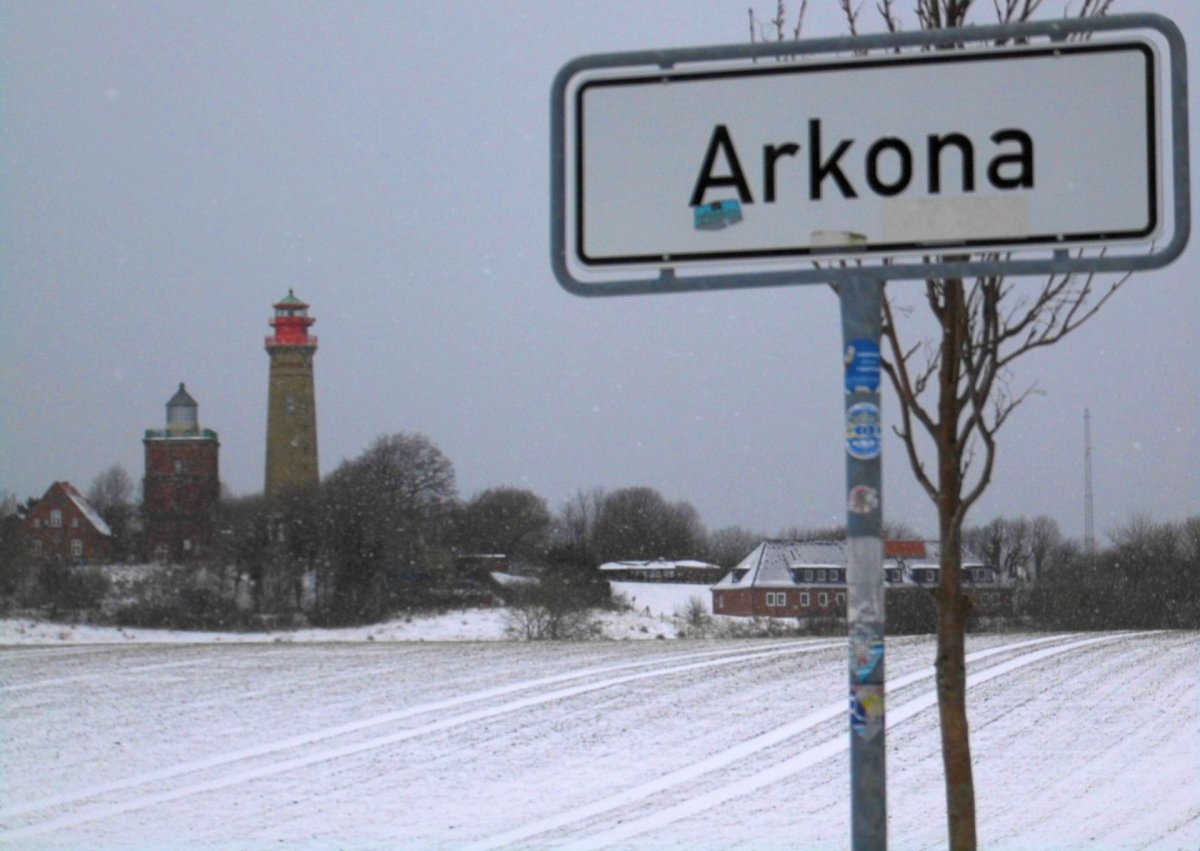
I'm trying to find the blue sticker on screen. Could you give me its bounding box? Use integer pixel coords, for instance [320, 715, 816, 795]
[693, 199, 743, 231]
[844, 338, 881, 393]
[850, 623, 884, 682]
[845, 401, 882, 460]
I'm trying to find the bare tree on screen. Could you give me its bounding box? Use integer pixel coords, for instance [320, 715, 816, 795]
[754, 2, 1127, 848]
[591, 486, 706, 563]
[554, 487, 605, 554]
[455, 486, 552, 560]
[707, 524, 765, 568]
[88, 463, 136, 561]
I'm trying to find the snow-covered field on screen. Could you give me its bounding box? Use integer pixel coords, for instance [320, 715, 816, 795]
[1, 630, 1195, 849]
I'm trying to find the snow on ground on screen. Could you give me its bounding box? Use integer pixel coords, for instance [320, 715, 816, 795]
[0, 582, 706, 646]
[0, 606, 678, 645]
[1, 631, 1196, 849]
[609, 581, 713, 618]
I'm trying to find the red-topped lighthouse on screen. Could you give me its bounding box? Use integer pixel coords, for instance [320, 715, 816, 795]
[264, 290, 319, 499]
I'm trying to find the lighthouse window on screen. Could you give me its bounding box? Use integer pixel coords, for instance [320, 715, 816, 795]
[286, 396, 296, 413]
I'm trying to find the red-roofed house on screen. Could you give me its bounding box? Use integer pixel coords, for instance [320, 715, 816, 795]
[23, 481, 113, 564]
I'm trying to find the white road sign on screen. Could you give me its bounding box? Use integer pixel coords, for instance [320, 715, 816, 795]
[557, 37, 1163, 279]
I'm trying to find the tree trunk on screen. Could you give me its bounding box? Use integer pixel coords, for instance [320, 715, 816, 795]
[935, 525, 975, 850]
[935, 280, 977, 850]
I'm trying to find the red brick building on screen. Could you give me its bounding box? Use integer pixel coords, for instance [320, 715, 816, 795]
[23, 481, 112, 563]
[143, 383, 220, 562]
[711, 539, 1005, 619]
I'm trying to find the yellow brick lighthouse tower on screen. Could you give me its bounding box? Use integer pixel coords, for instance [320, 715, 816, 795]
[264, 290, 319, 499]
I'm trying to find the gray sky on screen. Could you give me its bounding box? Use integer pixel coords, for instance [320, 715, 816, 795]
[2, 0, 1196, 543]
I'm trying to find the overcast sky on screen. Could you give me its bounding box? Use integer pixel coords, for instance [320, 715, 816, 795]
[2, 0, 1196, 543]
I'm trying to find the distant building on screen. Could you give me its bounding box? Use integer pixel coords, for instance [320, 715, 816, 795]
[143, 383, 220, 562]
[264, 290, 319, 499]
[712, 539, 1008, 619]
[598, 558, 724, 584]
[23, 481, 112, 564]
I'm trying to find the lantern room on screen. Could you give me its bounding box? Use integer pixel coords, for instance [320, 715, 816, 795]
[265, 289, 317, 349]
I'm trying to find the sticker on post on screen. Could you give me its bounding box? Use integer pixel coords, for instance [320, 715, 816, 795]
[844, 338, 881, 394]
[850, 684, 885, 739]
[847, 485, 880, 515]
[845, 401, 882, 460]
[850, 623, 885, 682]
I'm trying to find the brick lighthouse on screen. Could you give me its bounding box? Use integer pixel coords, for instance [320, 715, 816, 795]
[143, 383, 220, 561]
[264, 290, 319, 499]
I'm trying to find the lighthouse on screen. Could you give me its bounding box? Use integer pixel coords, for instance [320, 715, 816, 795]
[264, 290, 319, 499]
[143, 383, 220, 561]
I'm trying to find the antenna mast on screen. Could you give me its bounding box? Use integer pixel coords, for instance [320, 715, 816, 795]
[1084, 409, 1095, 556]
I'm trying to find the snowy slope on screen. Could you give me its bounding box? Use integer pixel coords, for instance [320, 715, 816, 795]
[0, 631, 1195, 849]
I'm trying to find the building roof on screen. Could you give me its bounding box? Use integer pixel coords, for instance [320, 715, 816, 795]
[712, 540, 846, 590]
[712, 539, 987, 590]
[274, 288, 308, 308]
[167, 382, 197, 409]
[598, 558, 722, 573]
[32, 481, 112, 537]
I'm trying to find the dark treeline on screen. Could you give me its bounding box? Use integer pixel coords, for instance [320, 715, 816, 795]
[2, 434, 1197, 631]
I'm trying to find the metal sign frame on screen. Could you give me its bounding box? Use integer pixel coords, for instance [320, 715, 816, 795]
[550, 13, 1190, 297]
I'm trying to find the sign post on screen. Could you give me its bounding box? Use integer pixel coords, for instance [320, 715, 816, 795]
[840, 273, 887, 849]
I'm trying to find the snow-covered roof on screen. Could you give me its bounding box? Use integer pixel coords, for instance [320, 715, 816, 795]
[490, 571, 537, 587]
[712, 540, 846, 590]
[598, 559, 721, 573]
[712, 539, 986, 589]
[60, 482, 112, 537]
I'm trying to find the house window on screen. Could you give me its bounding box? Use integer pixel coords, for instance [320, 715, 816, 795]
[799, 592, 810, 607]
[818, 592, 829, 607]
[154, 544, 169, 562]
[803, 569, 814, 582]
[716, 593, 724, 609]
[33, 518, 41, 529]
[50, 510, 62, 528]
[71, 517, 79, 528]
[71, 539, 83, 557]
[32, 539, 42, 556]
[766, 591, 788, 608]
[174, 460, 185, 474]
[183, 538, 192, 552]
[836, 592, 846, 605]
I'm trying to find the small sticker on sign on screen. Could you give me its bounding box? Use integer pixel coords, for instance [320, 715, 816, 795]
[845, 401, 882, 460]
[693, 199, 743, 231]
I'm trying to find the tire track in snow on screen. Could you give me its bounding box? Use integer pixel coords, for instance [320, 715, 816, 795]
[463, 633, 1075, 850]
[0, 639, 839, 839]
[557, 632, 1143, 851]
[0, 657, 227, 693]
